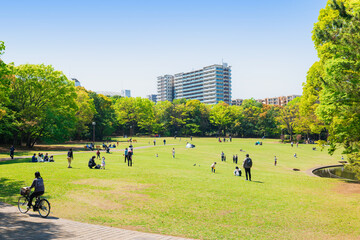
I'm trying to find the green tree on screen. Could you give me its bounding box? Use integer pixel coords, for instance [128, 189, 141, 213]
[183, 100, 210, 136]
[276, 98, 300, 142]
[257, 105, 281, 138]
[153, 101, 173, 135]
[0, 41, 11, 120]
[209, 102, 234, 136]
[73, 87, 96, 139]
[297, 62, 326, 139]
[113, 97, 155, 136]
[8, 64, 77, 147]
[311, 0, 360, 175]
[239, 99, 263, 137]
[88, 92, 116, 140]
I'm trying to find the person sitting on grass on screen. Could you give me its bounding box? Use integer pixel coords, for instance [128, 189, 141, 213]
[88, 156, 97, 169]
[37, 153, 43, 162]
[49, 155, 54, 162]
[234, 166, 241, 176]
[27, 171, 44, 210]
[44, 153, 49, 162]
[31, 153, 37, 162]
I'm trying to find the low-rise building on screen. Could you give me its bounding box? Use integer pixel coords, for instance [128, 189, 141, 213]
[231, 99, 243, 106]
[147, 94, 157, 103]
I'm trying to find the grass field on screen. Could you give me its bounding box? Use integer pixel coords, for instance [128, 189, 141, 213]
[1, 137, 360, 240]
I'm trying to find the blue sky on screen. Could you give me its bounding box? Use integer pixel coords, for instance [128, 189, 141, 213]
[1, 0, 327, 99]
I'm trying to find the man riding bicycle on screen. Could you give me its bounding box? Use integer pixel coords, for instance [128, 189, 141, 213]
[27, 171, 45, 209]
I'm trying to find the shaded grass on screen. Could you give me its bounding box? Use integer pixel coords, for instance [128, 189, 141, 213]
[0, 137, 359, 239]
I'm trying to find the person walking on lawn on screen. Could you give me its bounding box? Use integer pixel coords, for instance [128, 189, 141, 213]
[10, 145, 15, 159]
[127, 149, 133, 167]
[124, 148, 128, 163]
[243, 154, 253, 181]
[67, 148, 73, 168]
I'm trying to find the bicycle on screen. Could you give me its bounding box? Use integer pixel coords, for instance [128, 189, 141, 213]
[17, 187, 51, 218]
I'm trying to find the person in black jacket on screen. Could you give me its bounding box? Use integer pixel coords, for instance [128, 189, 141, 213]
[27, 172, 45, 209]
[10, 145, 15, 159]
[243, 154, 253, 181]
[88, 156, 96, 169]
[67, 148, 73, 168]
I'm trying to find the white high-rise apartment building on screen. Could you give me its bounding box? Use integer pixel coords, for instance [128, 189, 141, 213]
[156, 63, 232, 104]
[174, 63, 231, 105]
[157, 75, 174, 102]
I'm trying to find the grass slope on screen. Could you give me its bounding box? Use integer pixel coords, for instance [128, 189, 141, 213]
[1, 138, 359, 240]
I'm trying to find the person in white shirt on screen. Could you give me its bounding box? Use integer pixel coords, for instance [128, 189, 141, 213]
[234, 166, 241, 176]
[101, 157, 106, 170]
[211, 162, 216, 173]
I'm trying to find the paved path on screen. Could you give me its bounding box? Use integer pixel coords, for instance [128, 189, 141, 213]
[0, 202, 192, 240]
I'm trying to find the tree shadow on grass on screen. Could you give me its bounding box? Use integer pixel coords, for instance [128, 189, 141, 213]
[0, 202, 74, 240]
[0, 178, 26, 205]
[0, 158, 32, 166]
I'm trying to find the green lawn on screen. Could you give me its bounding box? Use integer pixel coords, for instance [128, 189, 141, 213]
[1, 137, 359, 240]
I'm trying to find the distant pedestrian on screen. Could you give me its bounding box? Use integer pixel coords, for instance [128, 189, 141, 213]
[153, 139, 156, 146]
[243, 154, 253, 181]
[223, 137, 226, 142]
[291, 142, 294, 147]
[124, 148, 128, 163]
[235, 154, 238, 164]
[294, 153, 297, 158]
[274, 156, 277, 166]
[172, 148, 175, 158]
[163, 139, 166, 145]
[128, 150, 133, 167]
[190, 136, 192, 141]
[96, 150, 100, 159]
[296, 142, 299, 147]
[233, 155, 235, 163]
[221, 151, 224, 161]
[10, 145, 15, 159]
[67, 148, 73, 168]
[229, 136, 232, 142]
[101, 157, 106, 170]
[211, 162, 216, 173]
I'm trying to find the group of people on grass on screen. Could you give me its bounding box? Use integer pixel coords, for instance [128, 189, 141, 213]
[124, 146, 134, 167]
[218, 136, 232, 143]
[88, 155, 106, 169]
[211, 153, 253, 181]
[31, 153, 54, 162]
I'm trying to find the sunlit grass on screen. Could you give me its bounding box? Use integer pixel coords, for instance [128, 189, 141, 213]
[1, 137, 359, 239]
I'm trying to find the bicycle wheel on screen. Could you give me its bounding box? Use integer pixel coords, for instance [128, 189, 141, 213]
[38, 199, 50, 218]
[18, 196, 29, 213]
